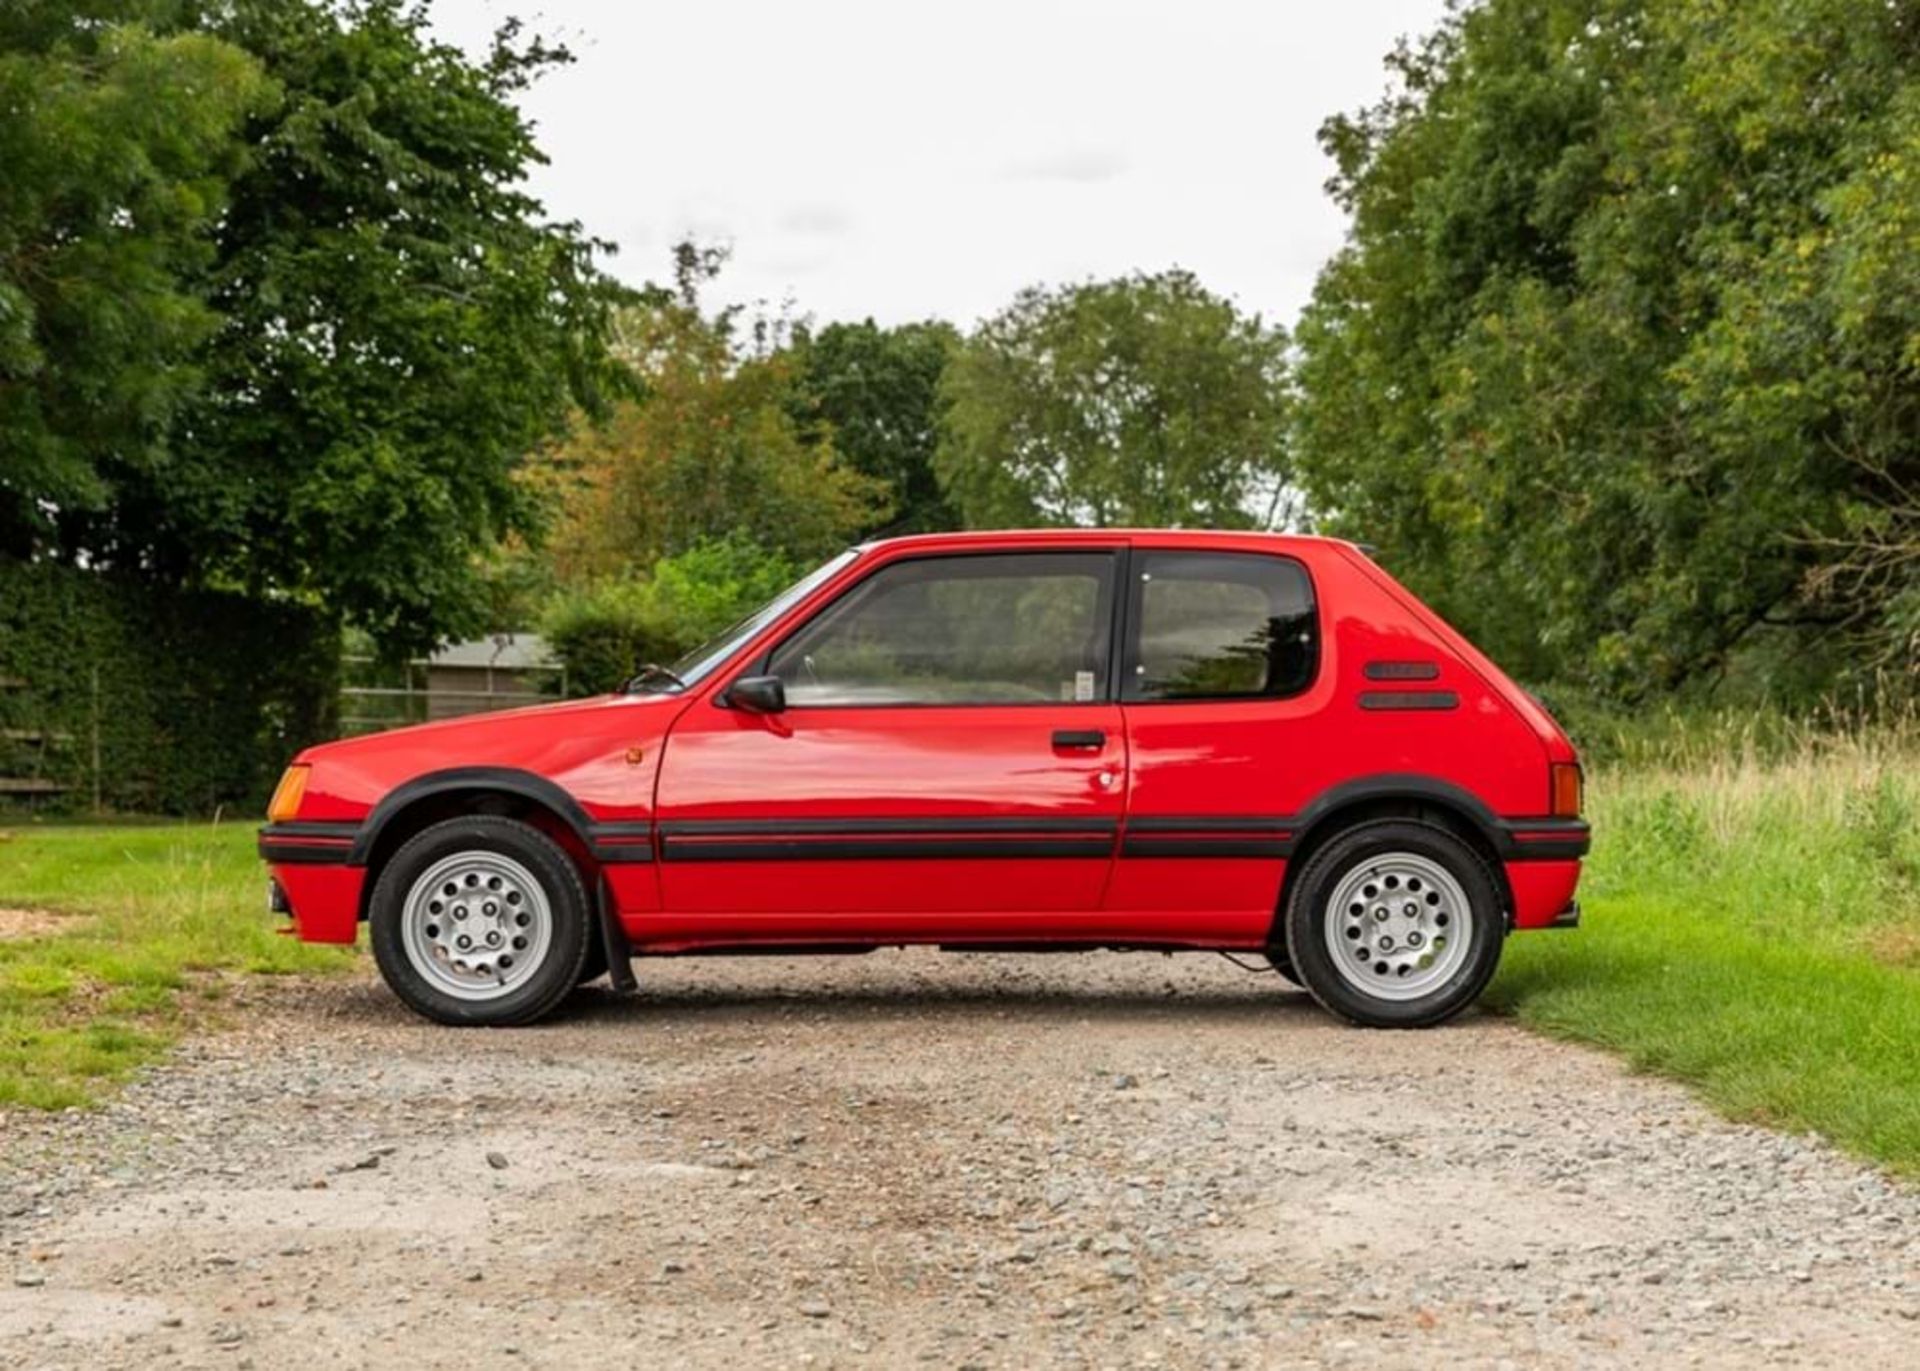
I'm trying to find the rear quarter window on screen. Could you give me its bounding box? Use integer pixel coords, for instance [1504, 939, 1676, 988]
[1125, 551, 1319, 701]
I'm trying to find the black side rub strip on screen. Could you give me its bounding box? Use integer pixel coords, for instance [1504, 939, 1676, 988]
[587, 821, 656, 864]
[1359, 690, 1459, 711]
[658, 815, 1118, 863]
[1496, 818, 1591, 861]
[667, 837, 1116, 862]
[659, 816, 1119, 837]
[260, 816, 658, 865]
[260, 791, 1588, 870]
[1120, 814, 1295, 859]
[259, 822, 357, 865]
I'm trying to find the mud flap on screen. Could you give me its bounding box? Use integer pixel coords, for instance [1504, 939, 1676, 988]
[597, 875, 638, 993]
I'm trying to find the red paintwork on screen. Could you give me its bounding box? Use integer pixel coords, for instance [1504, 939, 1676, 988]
[651, 702, 1125, 938]
[1506, 861, 1584, 932]
[277, 865, 363, 944]
[264, 531, 1584, 951]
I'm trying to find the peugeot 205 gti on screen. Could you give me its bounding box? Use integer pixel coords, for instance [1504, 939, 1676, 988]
[260, 531, 1588, 1028]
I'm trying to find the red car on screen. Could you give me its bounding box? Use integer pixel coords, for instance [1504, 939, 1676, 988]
[260, 530, 1586, 1028]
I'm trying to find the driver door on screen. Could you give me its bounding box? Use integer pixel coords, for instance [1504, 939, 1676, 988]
[652, 548, 1128, 935]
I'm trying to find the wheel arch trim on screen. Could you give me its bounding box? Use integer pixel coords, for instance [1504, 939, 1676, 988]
[347, 767, 602, 864]
[1272, 774, 1525, 945]
[346, 767, 657, 876]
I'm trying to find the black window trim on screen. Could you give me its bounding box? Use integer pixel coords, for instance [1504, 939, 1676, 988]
[736, 546, 1128, 712]
[1119, 547, 1321, 706]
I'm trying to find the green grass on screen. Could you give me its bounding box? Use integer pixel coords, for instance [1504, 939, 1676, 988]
[0, 819, 349, 1108]
[1489, 721, 1920, 1178]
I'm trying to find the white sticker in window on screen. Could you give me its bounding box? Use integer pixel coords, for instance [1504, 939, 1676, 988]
[1074, 670, 1095, 702]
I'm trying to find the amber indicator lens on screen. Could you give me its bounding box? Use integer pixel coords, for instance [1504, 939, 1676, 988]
[267, 765, 310, 823]
[1550, 762, 1583, 818]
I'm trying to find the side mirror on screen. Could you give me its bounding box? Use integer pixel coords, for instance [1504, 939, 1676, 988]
[728, 674, 787, 714]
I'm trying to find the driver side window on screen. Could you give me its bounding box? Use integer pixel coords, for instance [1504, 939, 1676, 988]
[766, 552, 1117, 706]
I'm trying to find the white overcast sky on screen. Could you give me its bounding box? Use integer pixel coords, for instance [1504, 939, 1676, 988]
[428, 0, 1447, 333]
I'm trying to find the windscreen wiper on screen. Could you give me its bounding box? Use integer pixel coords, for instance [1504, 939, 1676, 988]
[621, 663, 688, 694]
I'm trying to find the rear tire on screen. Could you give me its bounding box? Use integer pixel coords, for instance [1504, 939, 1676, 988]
[369, 815, 590, 1027]
[1282, 819, 1503, 1028]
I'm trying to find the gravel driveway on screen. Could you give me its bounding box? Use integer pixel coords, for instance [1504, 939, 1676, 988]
[1, 950, 1914, 1369]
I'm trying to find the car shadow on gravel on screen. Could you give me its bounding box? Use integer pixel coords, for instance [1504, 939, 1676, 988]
[552, 985, 1320, 1028]
[311, 958, 1324, 1031]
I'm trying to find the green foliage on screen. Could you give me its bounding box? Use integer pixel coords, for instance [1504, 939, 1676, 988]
[542, 578, 660, 697]
[542, 536, 800, 696]
[0, 558, 336, 813]
[0, 820, 349, 1108]
[1294, 0, 1920, 699]
[543, 251, 886, 582]
[648, 535, 803, 641]
[166, 0, 629, 655]
[3, 1, 629, 658]
[787, 319, 961, 535]
[0, 4, 272, 557]
[937, 271, 1291, 529]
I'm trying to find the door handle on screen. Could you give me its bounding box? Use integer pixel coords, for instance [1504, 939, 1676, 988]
[1052, 729, 1106, 750]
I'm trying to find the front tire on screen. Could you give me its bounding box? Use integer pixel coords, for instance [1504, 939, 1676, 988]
[1282, 819, 1504, 1028]
[369, 815, 591, 1026]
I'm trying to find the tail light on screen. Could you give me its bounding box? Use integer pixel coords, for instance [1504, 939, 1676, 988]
[1549, 762, 1583, 818]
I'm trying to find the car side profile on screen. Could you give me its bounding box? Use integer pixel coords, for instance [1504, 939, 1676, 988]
[259, 530, 1588, 1029]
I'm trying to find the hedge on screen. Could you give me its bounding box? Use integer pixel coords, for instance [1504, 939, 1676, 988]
[542, 536, 801, 698]
[0, 559, 339, 815]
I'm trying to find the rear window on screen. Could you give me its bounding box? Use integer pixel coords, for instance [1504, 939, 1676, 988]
[1125, 551, 1318, 701]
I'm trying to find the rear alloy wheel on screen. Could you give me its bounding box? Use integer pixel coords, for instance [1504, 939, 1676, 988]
[1282, 819, 1504, 1028]
[370, 816, 590, 1026]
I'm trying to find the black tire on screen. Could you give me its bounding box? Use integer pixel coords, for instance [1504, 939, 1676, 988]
[575, 932, 609, 986]
[1281, 819, 1504, 1028]
[369, 815, 591, 1027]
[1263, 948, 1299, 985]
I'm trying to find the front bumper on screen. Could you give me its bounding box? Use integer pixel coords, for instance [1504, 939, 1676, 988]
[265, 861, 365, 944]
[258, 821, 358, 865]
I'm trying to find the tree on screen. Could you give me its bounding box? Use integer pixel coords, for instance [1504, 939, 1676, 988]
[0, 5, 270, 559]
[540, 246, 887, 582]
[6, 1, 630, 658]
[787, 319, 960, 536]
[935, 271, 1291, 530]
[1293, 0, 1919, 696]
[178, 1, 630, 654]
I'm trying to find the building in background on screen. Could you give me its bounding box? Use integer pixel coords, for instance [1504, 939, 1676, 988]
[341, 634, 564, 734]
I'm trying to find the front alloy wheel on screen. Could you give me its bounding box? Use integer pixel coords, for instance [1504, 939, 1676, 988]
[370, 816, 590, 1026]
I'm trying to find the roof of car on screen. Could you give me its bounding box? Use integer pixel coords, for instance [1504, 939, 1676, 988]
[856, 528, 1354, 554]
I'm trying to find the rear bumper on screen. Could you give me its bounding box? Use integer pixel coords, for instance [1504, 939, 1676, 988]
[1506, 858, 1584, 931]
[1495, 818, 1590, 861]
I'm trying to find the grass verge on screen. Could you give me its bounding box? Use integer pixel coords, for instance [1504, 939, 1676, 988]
[1489, 722, 1920, 1178]
[0, 819, 349, 1109]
